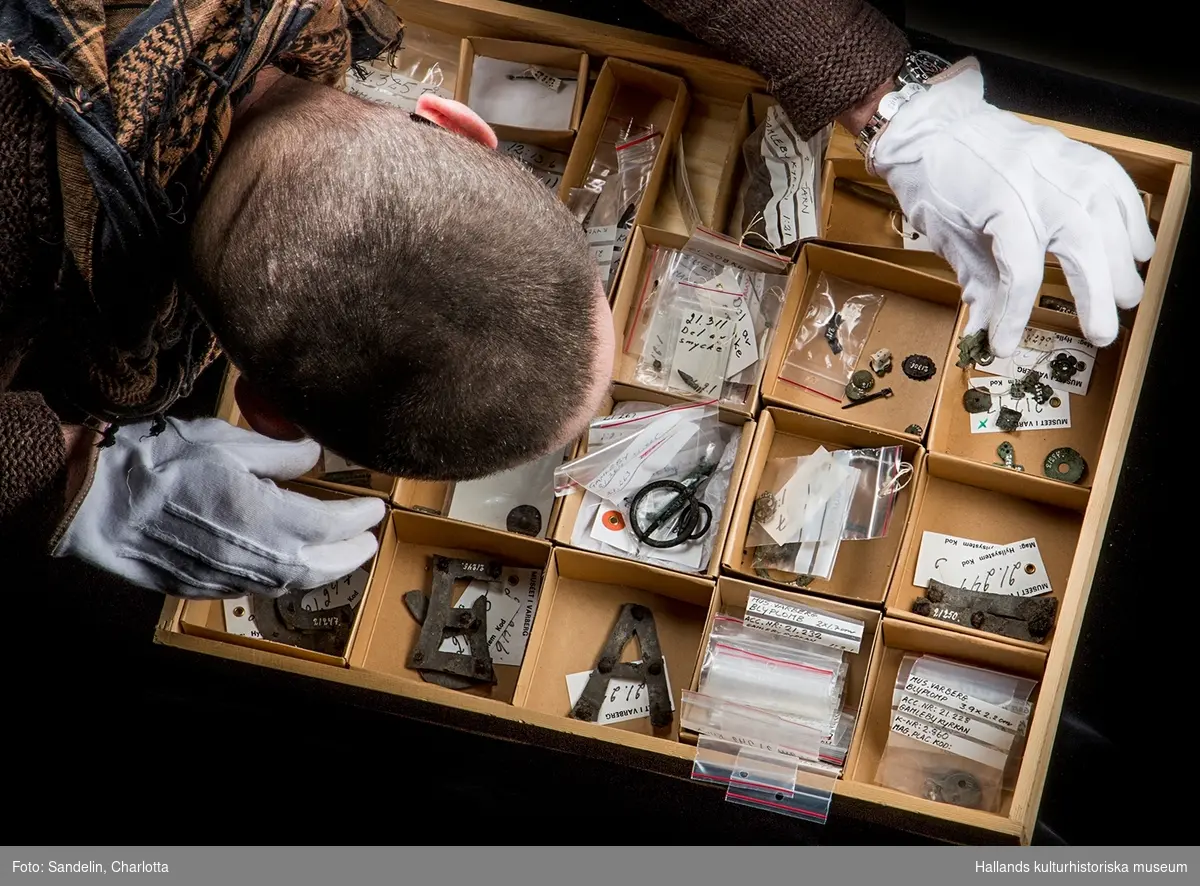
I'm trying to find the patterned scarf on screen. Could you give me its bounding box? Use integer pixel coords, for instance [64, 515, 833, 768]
[0, 0, 403, 423]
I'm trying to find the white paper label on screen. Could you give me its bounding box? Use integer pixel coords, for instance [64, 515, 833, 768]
[744, 595, 864, 654]
[499, 141, 567, 191]
[955, 538, 1052, 598]
[345, 67, 450, 113]
[890, 713, 1008, 770]
[968, 376, 1072, 434]
[322, 449, 361, 475]
[893, 692, 1015, 752]
[903, 674, 1026, 733]
[587, 225, 617, 288]
[565, 658, 675, 724]
[583, 411, 689, 500]
[492, 567, 543, 666]
[588, 499, 704, 570]
[976, 328, 1099, 396]
[901, 217, 934, 251]
[913, 531, 1000, 588]
[222, 568, 370, 639]
[437, 582, 523, 658]
[761, 105, 819, 248]
[667, 305, 735, 398]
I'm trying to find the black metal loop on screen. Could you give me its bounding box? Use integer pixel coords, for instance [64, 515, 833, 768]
[628, 479, 712, 549]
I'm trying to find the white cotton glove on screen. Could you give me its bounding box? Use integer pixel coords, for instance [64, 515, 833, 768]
[871, 59, 1156, 357]
[53, 417, 387, 599]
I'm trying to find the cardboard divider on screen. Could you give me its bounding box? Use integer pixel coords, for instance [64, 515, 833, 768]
[348, 510, 553, 703]
[511, 547, 716, 746]
[558, 57, 690, 295]
[454, 36, 589, 152]
[845, 618, 1047, 821]
[927, 304, 1126, 508]
[609, 225, 789, 417]
[722, 407, 923, 605]
[550, 383, 755, 578]
[178, 483, 389, 667]
[681, 577, 883, 749]
[761, 244, 963, 440]
[885, 455, 1082, 651]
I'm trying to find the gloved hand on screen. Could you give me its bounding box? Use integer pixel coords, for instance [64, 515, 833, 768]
[871, 59, 1156, 357]
[53, 417, 386, 599]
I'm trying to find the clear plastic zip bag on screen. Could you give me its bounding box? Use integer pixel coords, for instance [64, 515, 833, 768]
[563, 402, 741, 574]
[729, 106, 830, 251]
[778, 273, 887, 401]
[344, 23, 459, 112]
[691, 736, 837, 823]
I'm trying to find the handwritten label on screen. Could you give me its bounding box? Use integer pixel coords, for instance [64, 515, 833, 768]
[761, 105, 819, 248]
[437, 582, 522, 658]
[893, 693, 1016, 752]
[889, 713, 1008, 770]
[903, 674, 1027, 733]
[587, 225, 617, 288]
[913, 532, 1000, 588]
[222, 567, 369, 639]
[499, 141, 567, 191]
[968, 376, 1072, 434]
[585, 413, 698, 500]
[345, 66, 450, 113]
[492, 567, 542, 666]
[955, 538, 1052, 598]
[744, 593, 864, 654]
[667, 307, 734, 398]
[565, 658, 675, 724]
[977, 328, 1099, 396]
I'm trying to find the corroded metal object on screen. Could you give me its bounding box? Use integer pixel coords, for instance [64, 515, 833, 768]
[924, 770, 984, 809]
[955, 329, 994, 369]
[569, 604, 672, 728]
[962, 387, 992, 414]
[995, 406, 1021, 433]
[912, 579, 1058, 643]
[902, 354, 937, 381]
[405, 556, 503, 689]
[251, 590, 354, 656]
[1043, 447, 1087, 484]
[993, 441, 1024, 472]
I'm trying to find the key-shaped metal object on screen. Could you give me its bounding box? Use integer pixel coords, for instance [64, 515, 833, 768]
[993, 442, 1024, 472]
[840, 387, 894, 409]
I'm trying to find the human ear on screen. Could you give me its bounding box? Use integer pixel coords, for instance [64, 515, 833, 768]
[414, 94, 499, 149]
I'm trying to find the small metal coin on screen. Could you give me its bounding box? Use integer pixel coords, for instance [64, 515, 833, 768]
[1043, 447, 1087, 484]
[902, 354, 937, 381]
[850, 369, 876, 394]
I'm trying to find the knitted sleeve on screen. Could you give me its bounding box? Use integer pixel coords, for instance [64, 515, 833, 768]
[643, 0, 909, 139]
[0, 392, 68, 555]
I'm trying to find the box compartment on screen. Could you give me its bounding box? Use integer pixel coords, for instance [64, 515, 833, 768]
[551, 384, 755, 578]
[178, 483, 388, 667]
[349, 510, 553, 702]
[513, 548, 714, 746]
[927, 304, 1127, 510]
[846, 618, 1046, 823]
[682, 577, 883, 749]
[885, 455, 1082, 651]
[761, 244, 963, 440]
[454, 36, 589, 152]
[722, 407, 923, 605]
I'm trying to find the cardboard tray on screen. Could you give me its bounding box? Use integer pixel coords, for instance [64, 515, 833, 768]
[159, 0, 1193, 846]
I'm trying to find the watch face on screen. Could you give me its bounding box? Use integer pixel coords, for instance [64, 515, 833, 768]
[906, 50, 950, 82]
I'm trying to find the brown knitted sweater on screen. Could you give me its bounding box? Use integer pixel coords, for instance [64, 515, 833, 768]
[0, 0, 906, 554]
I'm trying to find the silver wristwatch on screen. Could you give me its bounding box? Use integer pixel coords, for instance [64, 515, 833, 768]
[855, 50, 951, 162]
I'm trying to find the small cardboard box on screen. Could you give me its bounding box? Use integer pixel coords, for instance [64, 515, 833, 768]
[559, 57, 690, 297]
[722, 407, 923, 605]
[512, 547, 715, 746]
[608, 225, 790, 418]
[884, 454, 1083, 651]
[551, 384, 754, 579]
[349, 509, 553, 703]
[177, 483, 389, 667]
[846, 618, 1046, 826]
[680, 577, 884, 750]
[760, 243, 963, 440]
[926, 303, 1127, 512]
[454, 36, 589, 152]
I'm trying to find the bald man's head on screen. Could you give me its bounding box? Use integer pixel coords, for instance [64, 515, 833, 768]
[187, 79, 612, 480]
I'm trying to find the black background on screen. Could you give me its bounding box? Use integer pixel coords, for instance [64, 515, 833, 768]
[11, 2, 1196, 846]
